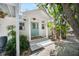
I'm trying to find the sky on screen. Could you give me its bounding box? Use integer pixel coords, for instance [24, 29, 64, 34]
[20, 3, 38, 12]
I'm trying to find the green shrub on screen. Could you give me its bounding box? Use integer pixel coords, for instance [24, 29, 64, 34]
[5, 35, 30, 56]
[5, 38, 16, 56]
[5, 25, 16, 56]
[5, 25, 30, 56]
[20, 35, 30, 54]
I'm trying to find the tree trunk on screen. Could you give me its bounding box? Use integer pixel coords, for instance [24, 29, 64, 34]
[62, 3, 79, 40]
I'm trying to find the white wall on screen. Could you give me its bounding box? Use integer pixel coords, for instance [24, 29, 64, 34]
[20, 9, 51, 41]
[19, 18, 30, 41]
[0, 16, 16, 37]
[29, 17, 47, 37]
[39, 21, 46, 37]
[20, 17, 47, 38]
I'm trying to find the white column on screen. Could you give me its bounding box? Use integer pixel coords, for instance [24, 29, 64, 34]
[28, 17, 31, 41]
[16, 4, 20, 56]
[39, 21, 41, 36]
[46, 21, 48, 38]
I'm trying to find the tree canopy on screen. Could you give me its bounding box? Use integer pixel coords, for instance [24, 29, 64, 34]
[37, 3, 79, 40]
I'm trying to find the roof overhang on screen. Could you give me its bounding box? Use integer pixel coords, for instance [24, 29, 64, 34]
[22, 8, 53, 21]
[0, 3, 18, 17]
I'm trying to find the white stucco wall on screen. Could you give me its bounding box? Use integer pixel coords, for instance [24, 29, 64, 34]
[0, 16, 16, 37]
[20, 16, 48, 40]
[39, 21, 46, 37]
[20, 9, 53, 41]
[19, 17, 30, 41]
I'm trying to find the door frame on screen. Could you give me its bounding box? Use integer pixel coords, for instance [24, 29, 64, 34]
[31, 22, 39, 37]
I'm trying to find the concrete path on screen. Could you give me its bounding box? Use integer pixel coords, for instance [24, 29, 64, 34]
[30, 38, 53, 51]
[30, 36, 79, 56]
[30, 43, 56, 56]
[37, 44, 56, 56]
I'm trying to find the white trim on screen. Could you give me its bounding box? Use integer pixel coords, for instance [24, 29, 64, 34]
[23, 8, 51, 20]
[6, 3, 17, 6]
[46, 21, 48, 38]
[28, 17, 31, 41]
[39, 21, 41, 36]
[16, 4, 20, 56]
[7, 4, 12, 17]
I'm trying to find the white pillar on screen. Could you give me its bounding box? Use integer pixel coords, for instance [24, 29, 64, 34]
[39, 21, 41, 36]
[28, 17, 31, 41]
[16, 4, 20, 56]
[46, 21, 48, 38]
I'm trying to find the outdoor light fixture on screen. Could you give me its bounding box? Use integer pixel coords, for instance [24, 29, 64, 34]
[23, 19, 26, 21]
[33, 18, 36, 20]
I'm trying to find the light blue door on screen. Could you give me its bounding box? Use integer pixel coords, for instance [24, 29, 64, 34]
[31, 22, 39, 36]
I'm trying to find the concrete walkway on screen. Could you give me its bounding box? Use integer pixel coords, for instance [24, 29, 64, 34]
[37, 44, 56, 56]
[30, 36, 79, 56]
[30, 38, 53, 51]
[30, 43, 56, 56]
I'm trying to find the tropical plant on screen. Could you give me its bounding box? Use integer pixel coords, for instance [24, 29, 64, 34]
[48, 22, 54, 29]
[37, 3, 72, 40]
[20, 35, 30, 55]
[5, 25, 30, 56]
[38, 3, 79, 40]
[5, 25, 16, 56]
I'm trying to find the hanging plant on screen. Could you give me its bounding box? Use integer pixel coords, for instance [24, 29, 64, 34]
[0, 11, 7, 18]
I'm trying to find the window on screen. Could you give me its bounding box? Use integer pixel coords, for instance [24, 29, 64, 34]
[32, 23, 36, 29]
[32, 23, 38, 29]
[19, 22, 25, 30]
[42, 24, 45, 29]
